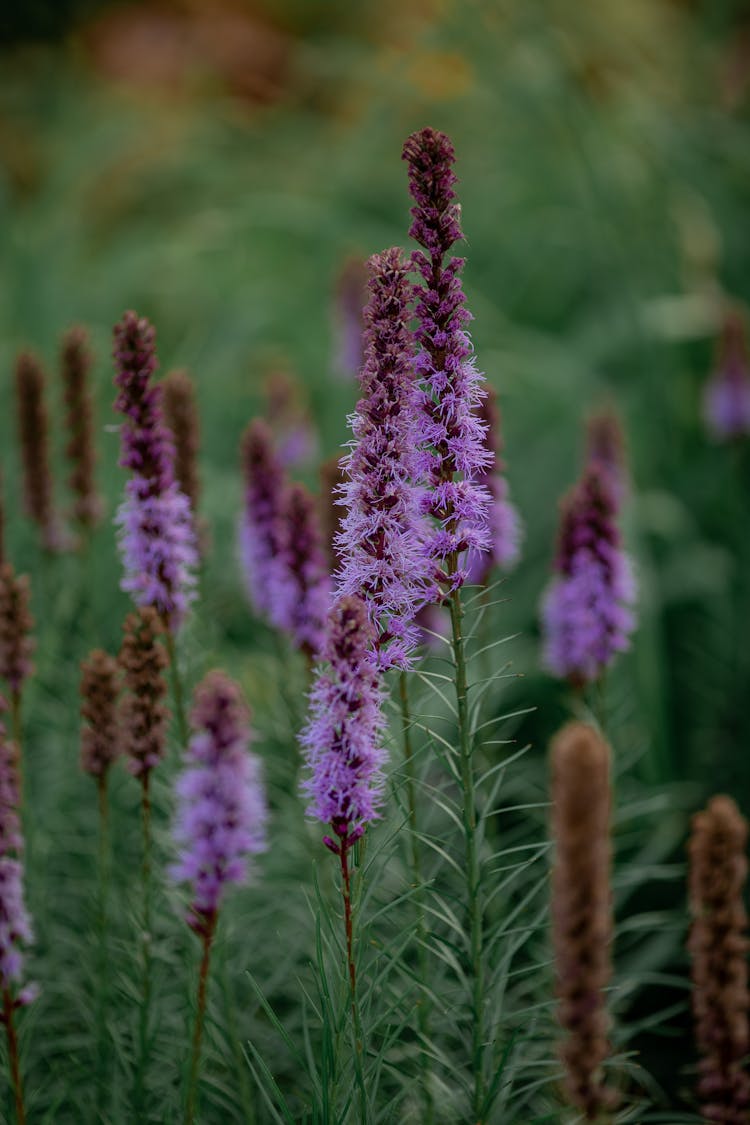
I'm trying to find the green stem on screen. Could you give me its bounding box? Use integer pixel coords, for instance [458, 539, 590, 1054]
[135, 773, 153, 1118]
[3, 988, 25, 1124]
[164, 630, 188, 751]
[399, 671, 434, 1125]
[339, 843, 368, 1124]
[448, 584, 486, 1121]
[185, 915, 216, 1125]
[96, 777, 111, 1116]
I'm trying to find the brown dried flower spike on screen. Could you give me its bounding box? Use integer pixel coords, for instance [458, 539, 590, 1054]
[80, 650, 120, 782]
[0, 564, 34, 701]
[14, 351, 63, 551]
[61, 326, 104, 530]
[688, 795, 750, 1125]
[550, 721, 617, 1121]
[118, 607, 170, 783]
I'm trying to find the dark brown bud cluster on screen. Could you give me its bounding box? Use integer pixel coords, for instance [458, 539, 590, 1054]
[14, 351, 62, 551]
[80, 650, 121, 781]
[61, 326, 104, 530]
[550, 721, 616, 1120]
[0, 565, 34, 697]
[118, 608, 169, 782]
[688, 795, 750, 1124]
[162, 369, 201, 524]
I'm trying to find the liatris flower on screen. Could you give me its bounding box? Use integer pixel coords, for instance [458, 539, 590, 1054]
[275, 483, 332, 659]
[541, 468, 636, 687]
[263, 367, 318, 468]
[585, 407, 629, 509]
[704, 310, 750, 440]
[0, 565, 34, 700]
[319, 455, 346, 575]
[238, 418, 289, 624]
[402, 127, 491, 590]
[466, 387, 522, 585]
[113, 311, 198, 631]
[61, 326, 105, 530]
[300, 595, 386, 851]
[337, 247, 431, 668]
[162, 369, 204, 546]
[80, 650, 120, 782]
[333, 256, 368, 379]
[688, 795, 750, 1124]
[118, 608, 169, 781]
[14, 351, 64, 551]
[171, 671, 267, 930]
[0, 698, 35, 1007]
[550, 721, 616, 1120]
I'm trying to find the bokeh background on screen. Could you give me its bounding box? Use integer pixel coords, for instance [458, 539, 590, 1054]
[1, 0, 749, 1118]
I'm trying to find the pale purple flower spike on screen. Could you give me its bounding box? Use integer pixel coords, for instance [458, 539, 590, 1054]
[703, 310, 750, 440]
[171, 672, 267, 930]
[300, 595, 387, 853]
[0, 699, 34, 999]
[337, 247, 431, 669]
[113, 311, 198, 631]
[541, 468, 636, 687]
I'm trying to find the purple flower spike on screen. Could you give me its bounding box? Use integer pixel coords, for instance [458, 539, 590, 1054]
[171, 671, 267, 930]
[541, 469, 636, 687]
[585, 407, 629, 509]
[466, 387, 522, 584]
[276, 483, 332, 659]
[337, 247, 431, 669]
[238, 419, 289, 624]
[113, 311, 198, 631]
[0, 701, 34, 998]
[703, 310, 750, 440]
[300, 596, 387, 848]
[402, 127, 491, 590]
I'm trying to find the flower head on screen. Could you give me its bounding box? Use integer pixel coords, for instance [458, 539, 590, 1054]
[113, 311, 198, 630]
[402, 127, 491, 589]
[466, 387, 522, 584]
[541, 468, 636, 686]
[162, 368, 205, 550]
[118, 607, 169, 782]
[238, 418, 289, 624]
[300, 596, 387, 850]
[171, 671, 267, 931]
[0, 565, 34, 697]
[80, 650, 120, 781]
[14, 351, 64, 551]
[337, 247, 431, 668]
[61, 326, 105, 529]
[704, 310, 750, 440]
[275, 483, 332, 659]
[585, 407, 629, 509]
[0, 699, 34, 997]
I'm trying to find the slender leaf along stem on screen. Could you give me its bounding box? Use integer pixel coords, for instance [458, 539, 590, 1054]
[185, 913, 217, 1125]
[339, 843, 368, 1124]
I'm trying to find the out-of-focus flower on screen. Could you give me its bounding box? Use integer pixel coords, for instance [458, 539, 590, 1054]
[262, 367, 318, 468]
[113, 311, 198, 631]
[332, 256, 368, 380]
[171, 671, 267, 932]
[238, 419, 289, 625]
[319, 455, 346, 575]
[80, 650, 120, 782]
[118, 607, 169, 781]
[541, 468, 636, 687]
[61, 326, 105, 530]
[585, 406, 629, 509]
[14, 351, 64, 551]
[466, 387, 521, 584]
[0, 699, 34, 998]
[0, 565, 34, 699]
[162, 369, 206, 551]
[275, 483, 332, 659]
[703, 310, 750, 440]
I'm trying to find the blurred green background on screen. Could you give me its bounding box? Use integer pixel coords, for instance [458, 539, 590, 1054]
[1, 1, 749, 1118]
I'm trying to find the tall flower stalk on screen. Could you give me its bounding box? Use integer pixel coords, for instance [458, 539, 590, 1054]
[171, 671, 267, 1125]
[0, 699, 36, 1125]
[276, 483, 331, 663]
[162, 369, 206, 554]
[61, 326, 105, 534]
[550, 721, 616, 1122]
[119, 607, 170, 1115]
[403, 125, 492, 1119]
[300, 595, 387, 1122]
[238, 419, 289, 626]
[14, 351, 64, 552]
[688, 795, 749, 1124]
[703, 309, 750, 441]
[0, 564, 34, 782]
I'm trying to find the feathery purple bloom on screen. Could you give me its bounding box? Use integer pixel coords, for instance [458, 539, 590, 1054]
[300, 596, 387, 850]
[171, 672, 267, 930]
[541, 469, 636, 686]
[0, 700, 33, 995]
[703, 310, 750, 440]
[466, 387, 521, 584]
[402, 127, 491, 590]
[113, 311, 198, 630]
[238, 419, 289, 625]
[337, 247, 431, 669]
[275, 483, 332, 659]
